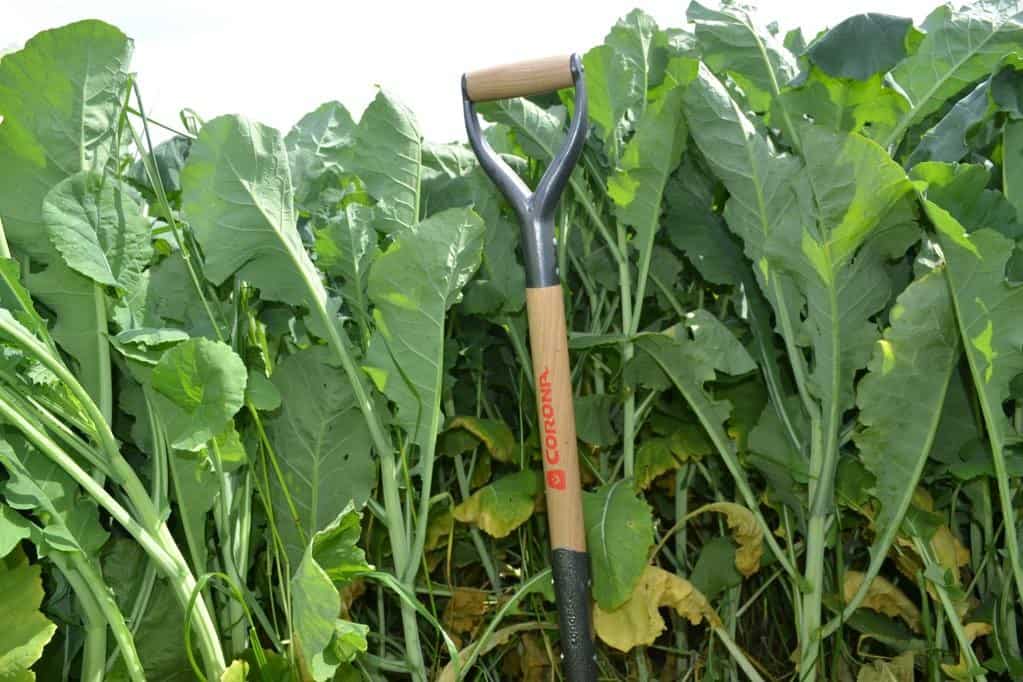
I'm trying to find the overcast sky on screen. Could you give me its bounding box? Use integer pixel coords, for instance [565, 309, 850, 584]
[8, 0, 942, 142]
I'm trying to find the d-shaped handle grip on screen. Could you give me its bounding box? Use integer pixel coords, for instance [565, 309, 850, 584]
[461, 54, 587, 288]
[464, 54, 575, 102]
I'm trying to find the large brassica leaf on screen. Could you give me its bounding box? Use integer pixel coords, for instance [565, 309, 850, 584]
[917, 161, 1023, 598]
[887, 0, 1023, 148]
[265, 346, 375, 568]
[364, 207, 484, 449]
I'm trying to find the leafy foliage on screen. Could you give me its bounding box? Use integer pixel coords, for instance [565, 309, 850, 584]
[4, 3, 1023, 680]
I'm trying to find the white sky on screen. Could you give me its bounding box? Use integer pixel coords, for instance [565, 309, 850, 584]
[8, 0, 941, 143]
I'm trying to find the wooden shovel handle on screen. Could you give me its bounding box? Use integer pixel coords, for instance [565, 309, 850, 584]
[464, 54, 574, 102]
[526, 284, 586, 551]
[525, 284, 597, 681]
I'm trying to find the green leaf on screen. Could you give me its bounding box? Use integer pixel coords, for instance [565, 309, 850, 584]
[42, 171, 152, 290]
[291, 507, 369, 682]
[313, 202, 378, 330]
[687, 0, 798, 113]
[583, 9, 661, 157]
[346, 91, 421, 233]
[690, 536, 744, 600]
[308, 504, 373, 585]
[583, 480, 654, 610]
[25, 260, 110, 410]
[906, 80, 993, 167]
[265, 346, 375, 568]
[682, 64, 804, 299]
[102, 538, 193, 680]
[664, 159, 747, 287]
[608, 68, 689, 265]
[477, 97, 565, 162]
[853, 269, 959, 589]
[887, 1, 1023, 147]
[806, 13, 915, 80]
[182, 114, 322, 306]
[687, 64, 915, 511]
[773, 68, 910, 144]
[918, 166, 1023, 593]
[0, 433, 109, 556]
[150, 337, 247, 451]
[575, 394, 619, 447]
[285, 101, 356, 212]
[364, 207, 484, 448]
[452, 470, 541, 539]
[128, 135, 191, 199]
[0, 20, 132, 260]
[0, 548, 57, 681]
[0, 503, 30, 558]
[684, 309, 756, 376]
[245, 370, 281, 411]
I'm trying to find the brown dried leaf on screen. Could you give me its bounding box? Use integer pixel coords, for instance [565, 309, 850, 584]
[856, 652, 914, 682]
[441, 587, 490, 640]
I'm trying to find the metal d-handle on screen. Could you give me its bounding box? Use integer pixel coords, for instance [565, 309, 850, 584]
[461, 54, 587, 288]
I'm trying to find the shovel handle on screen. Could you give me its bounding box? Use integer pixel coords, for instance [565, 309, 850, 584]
[526, 284, 597, 681]
[463, 54, 574, 102]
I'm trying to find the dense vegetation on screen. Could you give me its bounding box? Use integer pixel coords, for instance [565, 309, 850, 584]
[3, 1, 1023, 680]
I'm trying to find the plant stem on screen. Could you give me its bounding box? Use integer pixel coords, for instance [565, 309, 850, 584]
[55, 559, 111, 682]
[453, 453, 501, 590]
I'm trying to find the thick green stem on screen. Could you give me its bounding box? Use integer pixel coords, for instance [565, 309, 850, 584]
[799, 512, 827, 680]
[0, 387, 226, 677]
[55, 559, 112, 682]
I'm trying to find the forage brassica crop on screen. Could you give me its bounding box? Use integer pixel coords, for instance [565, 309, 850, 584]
[2, 3, 1023, 680]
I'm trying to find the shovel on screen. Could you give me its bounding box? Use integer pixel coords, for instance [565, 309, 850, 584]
[462, 55, 597, 681]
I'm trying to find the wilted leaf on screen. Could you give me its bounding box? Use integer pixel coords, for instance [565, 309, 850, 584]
[594, 565, 719, 652]
[442, 416, 516, 463]
[691, 502, 763, 577]
[843, 571, 921, 632]
[442, 588, 489, 640]
[856, 652, 915, 682]
[941, 622, 992, 679]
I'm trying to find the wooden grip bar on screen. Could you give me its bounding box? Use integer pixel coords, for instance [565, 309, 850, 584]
[464, 54, 574, 102]
[526, 285, 587, 552]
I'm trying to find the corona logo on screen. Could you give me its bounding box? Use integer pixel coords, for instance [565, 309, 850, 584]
[539, 367, 566, 490]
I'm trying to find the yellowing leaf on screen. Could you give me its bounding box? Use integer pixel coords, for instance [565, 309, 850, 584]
[452, 470, 540, 538]
[594, 565, 720, 652]
[843, 571, 921, 632]
[0, 549, 57, 682]
[442, 416, 516, 463]
[425, 508, 454, 552]
[941, 622, 992, 680]
[692, 502, 763, 577]
[856, 652, 914, 682]
[220, 659, 249, 681]
[634, 438, 678, 490]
